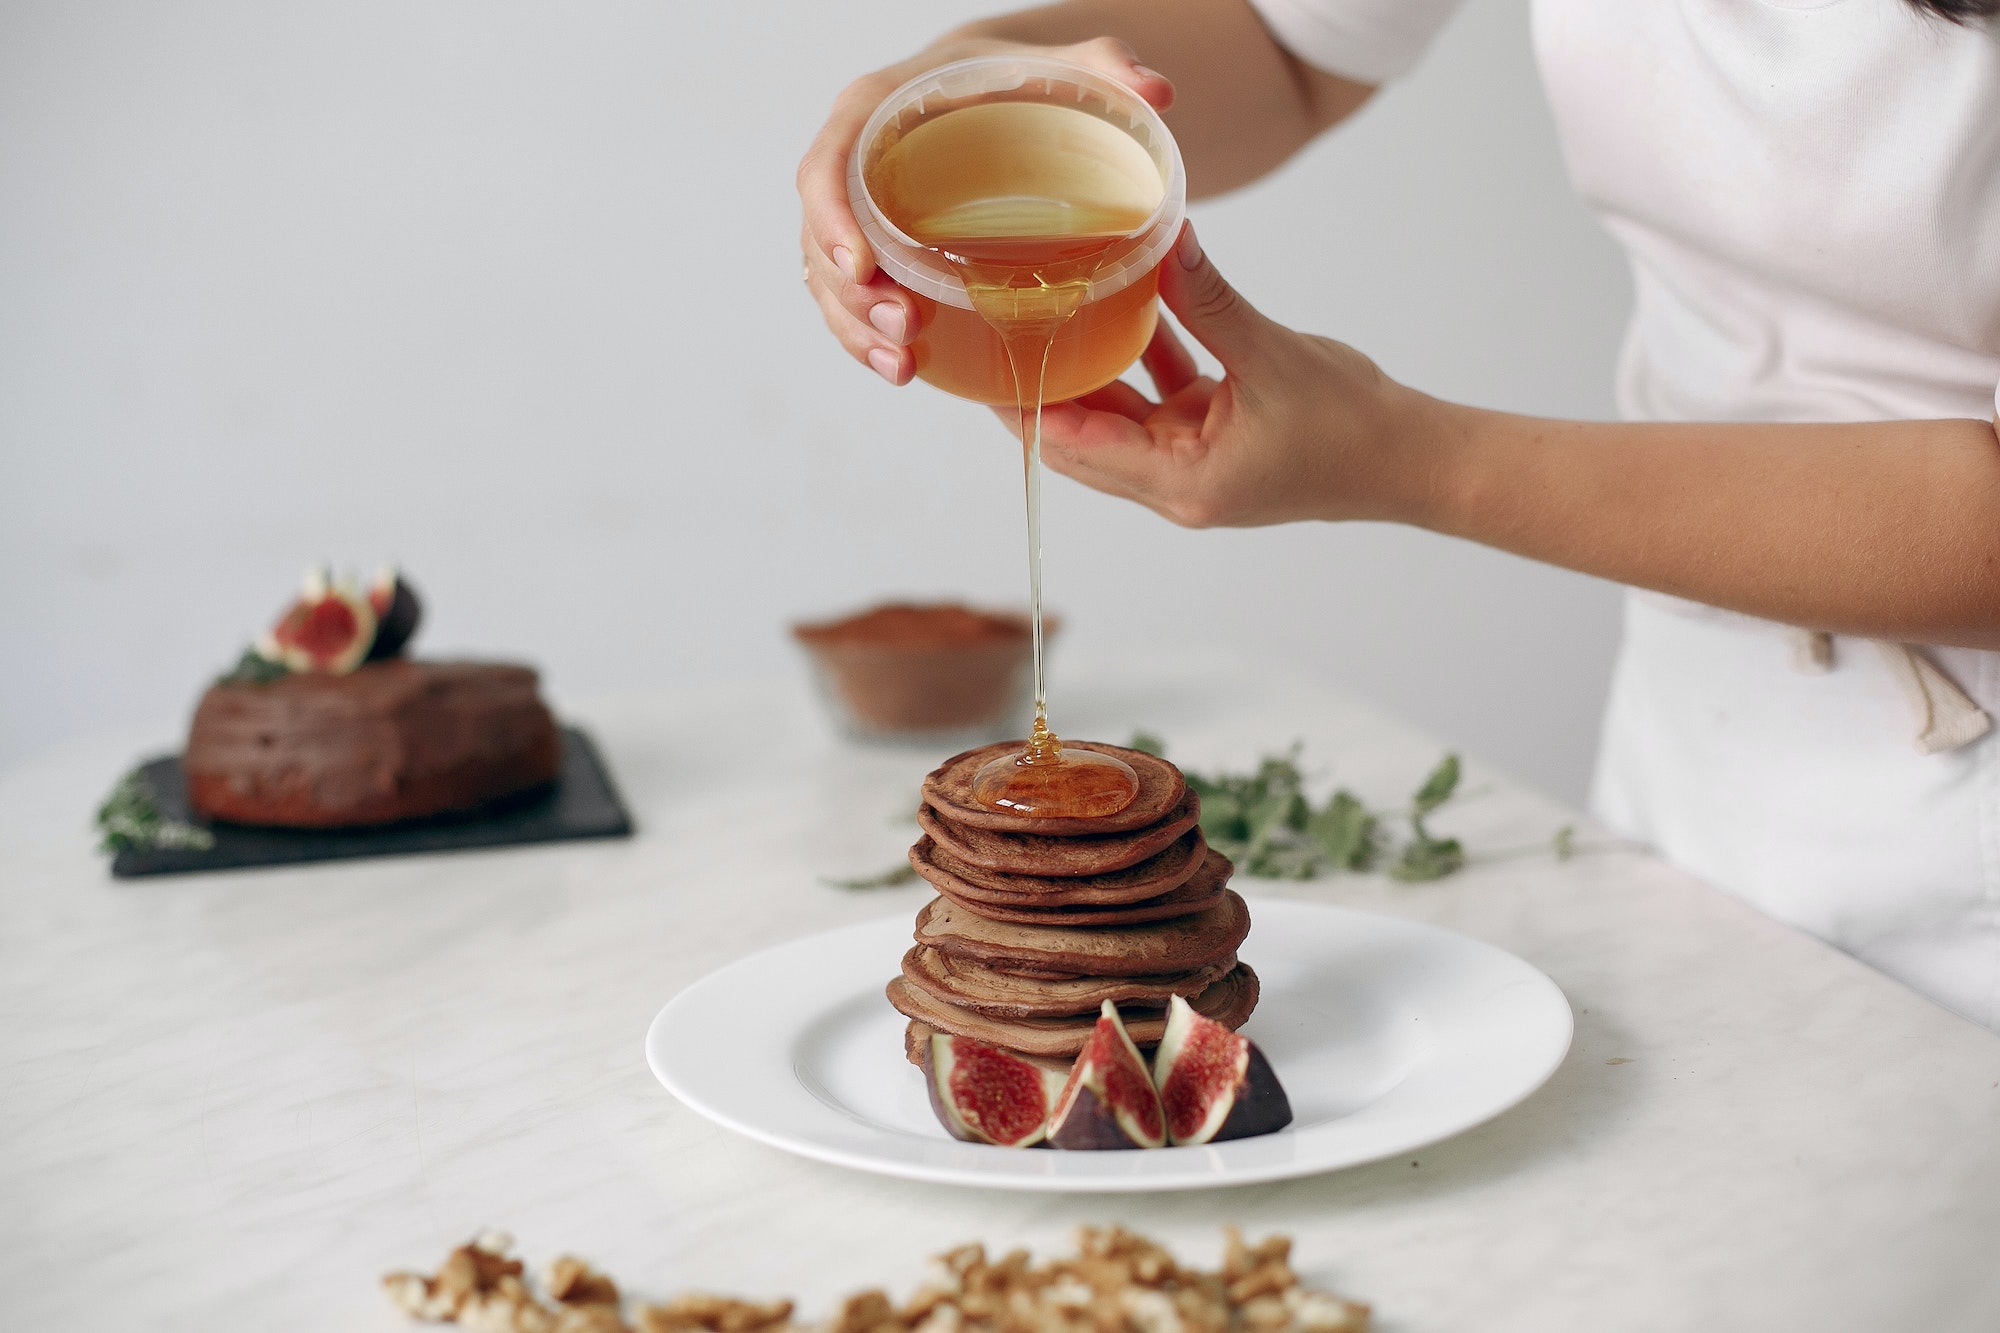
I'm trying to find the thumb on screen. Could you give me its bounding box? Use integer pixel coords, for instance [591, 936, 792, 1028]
[1156, 222, 1271, 376]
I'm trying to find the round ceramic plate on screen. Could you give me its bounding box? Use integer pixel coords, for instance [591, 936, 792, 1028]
[645, 899, 1571, 1192]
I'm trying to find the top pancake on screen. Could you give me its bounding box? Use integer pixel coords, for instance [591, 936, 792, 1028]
[916, 790, 1201, 878]
[922, 741, 1188, 836]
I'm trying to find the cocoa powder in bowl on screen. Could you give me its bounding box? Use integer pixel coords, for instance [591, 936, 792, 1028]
[792, 602, 1056, 738]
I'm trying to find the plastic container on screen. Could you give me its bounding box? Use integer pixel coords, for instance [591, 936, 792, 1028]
[847, 57, 1188, 406]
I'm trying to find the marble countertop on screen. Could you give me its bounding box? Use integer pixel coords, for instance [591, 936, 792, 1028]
[4, 654, 1997, 1332]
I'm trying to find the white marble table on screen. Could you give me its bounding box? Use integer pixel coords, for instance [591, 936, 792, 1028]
[4, 653, 1998, 1333]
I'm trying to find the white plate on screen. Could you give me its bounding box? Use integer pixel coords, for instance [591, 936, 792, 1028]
[645, 899, 1571, 1192]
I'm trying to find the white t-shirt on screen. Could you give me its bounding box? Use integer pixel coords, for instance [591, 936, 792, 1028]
[1249, 0, 2000, 425]
[1249, 0, 2000, 1030]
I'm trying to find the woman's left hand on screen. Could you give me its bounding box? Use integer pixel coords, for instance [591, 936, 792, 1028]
[1032, 222, 1440, 530]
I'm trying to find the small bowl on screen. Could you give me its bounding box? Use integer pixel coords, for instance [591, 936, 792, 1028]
[792, 602, 1060, 748]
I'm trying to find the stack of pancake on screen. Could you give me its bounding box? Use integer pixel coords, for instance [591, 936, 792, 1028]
[889, 740, 1258, 1063]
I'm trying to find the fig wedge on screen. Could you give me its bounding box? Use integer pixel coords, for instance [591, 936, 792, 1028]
[258, 567, 377, 675]
[1047, 1001, 1166, 1150]
[922, 1031, 1067, 1148]
[1152, 993, 1292, 1145]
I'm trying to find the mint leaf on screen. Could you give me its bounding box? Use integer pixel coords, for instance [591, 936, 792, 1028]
[1390, 835, 1464, 883]
[1309, 790, 1378, 871]
[1411, 753, 1461, 817]
[1126, 731, 1166, 758]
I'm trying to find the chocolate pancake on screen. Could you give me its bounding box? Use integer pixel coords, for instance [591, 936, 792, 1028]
[900, 946, 1230, 1020]
[922, 741, 1186, 836]
[927, 849, 1230, 927]
[911, 828, 1207, 907]
[913, 890, 1251, 977]
[917, 791, 1201, 877]
[888, 964, 1260, 1059]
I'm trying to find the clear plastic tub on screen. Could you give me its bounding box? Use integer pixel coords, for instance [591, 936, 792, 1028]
[847, 56, 1188, 405]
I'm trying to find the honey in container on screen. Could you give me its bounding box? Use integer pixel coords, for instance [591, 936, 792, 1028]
[847, 59, 1187, 405]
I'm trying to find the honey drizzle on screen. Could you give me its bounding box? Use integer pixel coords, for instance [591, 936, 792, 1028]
[941, 241, 1141, 817]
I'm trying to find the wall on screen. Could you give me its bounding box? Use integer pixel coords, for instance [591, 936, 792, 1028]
[0, 0, 1633, 801]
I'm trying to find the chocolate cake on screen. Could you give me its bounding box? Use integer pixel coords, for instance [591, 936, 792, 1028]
[180, 567, 560, 829]
[185, 660, 559, 828]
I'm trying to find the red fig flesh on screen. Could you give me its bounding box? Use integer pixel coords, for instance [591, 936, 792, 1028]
[1047, 1002, 1166, 1150]
[1153, 994, 1292, 1145]
[922, 1032, 1066, 1148]
[259, 569, 376, 675]
[366, 567, 423, 660]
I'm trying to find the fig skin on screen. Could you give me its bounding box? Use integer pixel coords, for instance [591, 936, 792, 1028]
[1153, 994, 1292, 1146]
[1047, 1002, 1166, 1151]
[921, 1031, 1066, 1148]
[366, 569, 423, 660]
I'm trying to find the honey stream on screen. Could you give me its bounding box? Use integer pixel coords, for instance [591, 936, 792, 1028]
[875, 99, 1167, 816]
[919, 230, 1142, 817]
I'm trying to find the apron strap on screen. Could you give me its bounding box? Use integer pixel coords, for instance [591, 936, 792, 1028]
[1785, 629, 1990, 753]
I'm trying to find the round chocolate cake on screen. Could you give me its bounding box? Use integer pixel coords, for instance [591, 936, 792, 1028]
[185, 659, 560, 828]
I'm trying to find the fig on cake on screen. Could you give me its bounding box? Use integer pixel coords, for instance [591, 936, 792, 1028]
[365, 565, 423, 660]
[257, 566, 377, 675]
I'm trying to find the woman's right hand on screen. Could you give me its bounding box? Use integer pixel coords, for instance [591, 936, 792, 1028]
[796, 35, 1173, 387]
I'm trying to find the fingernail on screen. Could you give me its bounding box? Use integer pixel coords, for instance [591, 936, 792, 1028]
[868, 302, 907, 342]
[1176, 223, 1202, 270]
[1134, 64, 1165, 83]
[867, 347, 900, 383]
[832, 245, 857, 282]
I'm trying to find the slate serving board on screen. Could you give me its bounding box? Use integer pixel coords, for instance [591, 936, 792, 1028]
[110, 727, 633, 878]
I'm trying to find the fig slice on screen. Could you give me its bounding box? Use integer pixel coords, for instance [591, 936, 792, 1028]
[365, 566, 423, 660]
[1152, 994, 1292, 1146]
[257, 567, 377, 675]
[922, 1031, 1067, 1148]
[1047, 1001, 1166, 1150]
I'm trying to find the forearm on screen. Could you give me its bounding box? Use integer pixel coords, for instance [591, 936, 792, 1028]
[1406, 402, 2000, 648]
[947, 0, 1373, 197]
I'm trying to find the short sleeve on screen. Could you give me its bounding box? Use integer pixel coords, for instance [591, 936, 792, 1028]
[1246, 0, 1467, 84]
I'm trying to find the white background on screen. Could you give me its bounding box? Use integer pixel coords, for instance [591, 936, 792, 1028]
[0, 0, 1632, 801]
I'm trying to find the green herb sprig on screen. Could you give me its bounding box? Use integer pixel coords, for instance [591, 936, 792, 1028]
[1146, 736, 1473, 883]
[820, 863, 920, 891]
[96, 769, 215, 855]
[217, 647, 289, 686]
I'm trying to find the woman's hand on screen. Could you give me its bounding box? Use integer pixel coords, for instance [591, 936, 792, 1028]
[1035, 223, 1438, 528]
[797, 36, 1173, 387]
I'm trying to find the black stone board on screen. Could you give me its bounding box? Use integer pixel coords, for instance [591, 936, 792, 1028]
[110, 727, 633, 878]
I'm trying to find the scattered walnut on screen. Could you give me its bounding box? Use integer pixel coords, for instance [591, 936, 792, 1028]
[548, 1256, 622, 1308]
[555, 1305, 636, 1333]
[384, 1233, 535, 1325]
[635, 1293, 795, 1333]
[383, 1226, 1366, 1333]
